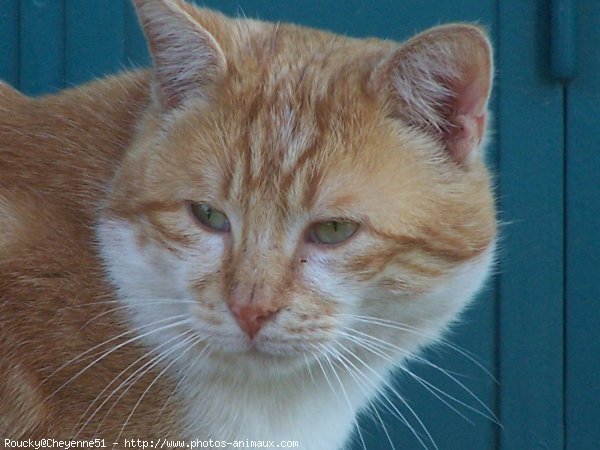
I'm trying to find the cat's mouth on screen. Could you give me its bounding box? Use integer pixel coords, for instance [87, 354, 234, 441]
[206, 333, 327, 358]
[196, 335, 326, 376]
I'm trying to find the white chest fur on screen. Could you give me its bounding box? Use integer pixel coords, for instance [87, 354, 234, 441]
[179, 369, 367, 449]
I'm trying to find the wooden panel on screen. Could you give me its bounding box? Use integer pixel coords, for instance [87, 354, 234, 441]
[565, 1, 600, 448]
[64, 0, 125, 86]
[497, 0, 565, 448]
[124, 0, 150, 68]
[20, 0, 64, 95]
[0, 0, 19, 87]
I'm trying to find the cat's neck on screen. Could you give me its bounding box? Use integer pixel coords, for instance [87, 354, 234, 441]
[177, 363, 374, 449]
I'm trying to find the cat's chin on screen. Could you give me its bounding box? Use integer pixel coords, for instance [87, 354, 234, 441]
[201, 350, 310, 378]
[197, 336, 327, 378]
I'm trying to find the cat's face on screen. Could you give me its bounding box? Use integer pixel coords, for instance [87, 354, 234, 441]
[99, 0, 496, 379]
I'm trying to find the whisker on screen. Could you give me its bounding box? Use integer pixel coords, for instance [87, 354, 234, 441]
[47, 315, 192, 396]
[96, 334, 203, 438]
[404, 371, 475, 424]
[313, 343, 367, 450]
[44, 313, 190, 385]
[331, 350, 432, 450]
[342, 326, 499, 424]
[155, 344, 211, 425]
[328, 341, 437, 450]
[113, 335, 203, 447]
[345, 327, 501, 426]
[79, 305, 135, 330]
[323, 343, 397, 450]
[337, 313, 496, 383]
[78, 300, 196, 329]
[311, 348, 340, 402]
[369, 398, 397, 450]
[73, 329, 195, 437]
[339, 330, 478, 425]
[303, 352, 317, 386]
[62, 298, 198, 309]
[332, 338, 412, 428]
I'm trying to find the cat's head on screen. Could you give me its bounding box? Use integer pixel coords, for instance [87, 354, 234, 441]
[99, 0, 496, 379]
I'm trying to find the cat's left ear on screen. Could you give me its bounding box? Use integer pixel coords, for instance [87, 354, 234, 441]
[134, 0, 227, 109]
[371, 25, 493, 165]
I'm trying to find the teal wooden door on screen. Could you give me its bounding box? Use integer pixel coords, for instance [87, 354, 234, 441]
[565, 2, 600, 449]
[1, 1, 597, 449]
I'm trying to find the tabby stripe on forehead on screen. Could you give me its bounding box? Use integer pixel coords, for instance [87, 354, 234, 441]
[239, 89, 266, 192]
[220, 157, 234, 205]
[301, 169, 324, 212]
[278, 106, 329, 197]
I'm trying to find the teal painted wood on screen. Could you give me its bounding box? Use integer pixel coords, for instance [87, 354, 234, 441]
[0, 0, 19, 87]
[550, 0, 578, 81]
[497, 0, 565, 448]
[124, 1, 150, 68]
[20, 0, 64, 95]
[565, 2, 600, 448]
[64, 0, 126, 87]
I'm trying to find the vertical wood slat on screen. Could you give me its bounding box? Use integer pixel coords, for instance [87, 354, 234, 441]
[124, 0, 150, 68]
[20, 0, 64, 95]
[497, 0, 565, 448]
[65, 0, 125, 87]
[0, 0, 19, 87]
[565, 2, 600, 449]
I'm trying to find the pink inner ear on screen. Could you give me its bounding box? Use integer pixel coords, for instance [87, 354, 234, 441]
[446, 75, 489, 164]
[378, 25, 493, 166]
[448, 112, 487, 164]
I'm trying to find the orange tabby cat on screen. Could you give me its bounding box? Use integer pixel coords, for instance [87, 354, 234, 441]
[0, 0, 496, 448]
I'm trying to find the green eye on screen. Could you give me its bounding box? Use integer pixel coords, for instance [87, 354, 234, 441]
[190, 203, 230, 232]
[311, 220, 359, 245]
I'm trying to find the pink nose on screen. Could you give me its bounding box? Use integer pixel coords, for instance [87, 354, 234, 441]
[228, 303, 280, 338]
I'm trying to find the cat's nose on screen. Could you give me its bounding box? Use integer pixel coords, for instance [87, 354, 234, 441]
[228, 303, 280, 339]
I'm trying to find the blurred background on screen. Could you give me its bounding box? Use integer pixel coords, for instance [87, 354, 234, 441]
[1, 1, 598, 449]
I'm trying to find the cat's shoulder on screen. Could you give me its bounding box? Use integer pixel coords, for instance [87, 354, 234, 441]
[0, 72, 151, 256]
[0, 71, 151, 192]
[0, 71, 151, 132]
[0, 80, 29, 252]
[0, 80, 28, 106]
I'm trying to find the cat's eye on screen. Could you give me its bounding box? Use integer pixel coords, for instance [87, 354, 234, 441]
[311, 220, 359, 245]
[189, 203, 230, 232]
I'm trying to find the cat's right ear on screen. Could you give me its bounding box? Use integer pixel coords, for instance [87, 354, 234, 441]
[371, 25, 493, 165]
[133, 0, 227, 110]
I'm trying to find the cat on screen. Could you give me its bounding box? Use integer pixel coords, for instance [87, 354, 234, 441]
[0, 0, 496, 448]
